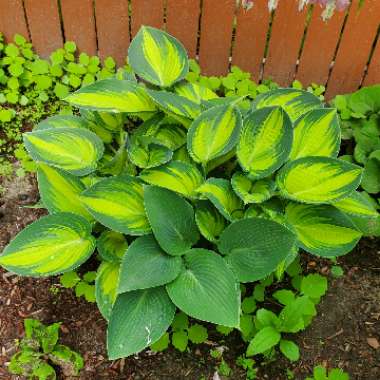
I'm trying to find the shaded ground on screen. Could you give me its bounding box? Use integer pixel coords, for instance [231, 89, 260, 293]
[0, 173, 379, 379]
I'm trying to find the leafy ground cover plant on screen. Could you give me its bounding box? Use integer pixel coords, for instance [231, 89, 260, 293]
[0, 26, 377, 360]
[8, 319, 83, 379]
[305, 365, 349, 380]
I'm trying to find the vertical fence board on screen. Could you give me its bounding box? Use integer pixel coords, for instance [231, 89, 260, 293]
[363, 37, 380, 86]
[0, 0, 29, 42]
[131, 0, 164, 37]
[326, 0, 380, 98]
[95, 0, 130, 66]
[24, 0, 63, 57]
[263, 0, 308, 86]
[166, 0, 199, 58]
[296, 7, 345, 86]
[199, 0, 235, 76]
[60, 0, 97, 55]
[232, 0, 270, 81]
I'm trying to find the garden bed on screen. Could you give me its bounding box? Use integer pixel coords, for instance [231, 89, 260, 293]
[1, 173, 379, 380]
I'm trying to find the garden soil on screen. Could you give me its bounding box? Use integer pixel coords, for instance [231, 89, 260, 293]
[0, 173, 379, 380]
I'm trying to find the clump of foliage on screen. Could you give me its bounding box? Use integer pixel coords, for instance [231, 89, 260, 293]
[306, 365, 349, 380]
[0, 26, 377, 361]
[333, 84, 380, 235]
[60, 270, 96, 302]
[9, 319, 83, 379]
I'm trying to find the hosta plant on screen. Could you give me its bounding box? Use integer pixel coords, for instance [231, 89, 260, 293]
[0, 26, 377, 360]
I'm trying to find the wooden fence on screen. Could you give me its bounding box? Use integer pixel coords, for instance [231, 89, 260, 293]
[0, 0, 379, 98]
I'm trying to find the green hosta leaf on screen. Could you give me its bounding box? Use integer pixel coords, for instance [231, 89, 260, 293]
[251, 88, 322, 122]
[285, 203, 361, 257]
[196, 178, 244, 221]
[0, 213, 95, 276]
[333, 191, 378, 218]
[24, 127, 104, 176]
[237, 106, 292, 179]
[65, 78, 156, 113]
[289, 108, 340, 160]
[140, 160, 204, 198]
[246, 326, 281, 356]
[35, 115, 90, 131]
[118, 235, 182, 292]
[174, 82, 218, 104]
[187, 105, 242, 165]
[166, 249, 240, 327]
[37, 163, 92, 221]
[147, 90, 201, 122]
[277, 157, 362, 203]
[144, 186, 199, 256]
[218, 218, 296, 282]
[361, 157, 380, 194]
[128, 26, 188, 87]
[231, 172, 275, 204]
[97, 230, 128, 263]
[95, 261, 120, 320]
[279, 340, 300, 361]
[80, 176, 150, 235]
[195, 201, 227, 242]
[107, 287, 175, 359]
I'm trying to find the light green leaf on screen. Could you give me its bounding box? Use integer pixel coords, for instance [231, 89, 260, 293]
[150, 332, 170, 352]
[24, 127, 104, 176]
[37, 163, 92, 221]
[188, 324, 208, 344]
[195, 201, 227, 242]
[218, 218, 296, 282]
[97, 230, 128, 263]
[95, 261, 120, 320]
[172, 330, 188, 352]
[231, 172, 275, 204]
[196, 178, 244, 221]
[285, 203, 361, 257]
[35, 115, 90, 131]
[174, 82, 218, 104]
[279, 340, 300, 362]
[128, 26, 188, 87]
[251, 88, 322, 122]
[166, 249, 240, 327]
[107, 287, 175, 359]
[237, 106, 292, 179]
[187, 105, 242, 165]
[277, 157, 362, 203]
[140, 160, 204, 198]
[118, 235, 182, 292]
[333, 191, 378, 218]
[361, 157, 380, 194]
[144, 186, 199, 256]
[80, 176, 150, 235]
[289, 108, 340, 160]
[301, 274, 328, 299]
[246, 326, 281, 356]
[65, 78, 156, 113]
[0, 213, 95, 276]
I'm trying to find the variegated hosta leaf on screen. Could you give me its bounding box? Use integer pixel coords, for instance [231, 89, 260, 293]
[172, 145, 193, 164]
[147, 90, 201, 124]
[35, 115, 90, 131]
[128, 26, 188, 87]
[333, 191, 379, 218]
[37, 163, 93, 221]
[206, 149, 236, 174]
[187, 105, 242, 165]
[139, 160, 204, 198]
[166, 249, 240, 327]
[237, 106, 293, 179]
[96, 261, 120, 321]
[23, 127, 104, 176]
[218, 217, 296, 282]
[251, 88, 322, 122]
[285, 203, 362, 257]
[201, 96, 246, 110]
[107, 287, 175, 359]
[118, 235, 182, 292]
[65, 78, 156, 113]
[127, 135, 173, 169]
[143, 123, 187, 151]
[0, 213, 95, 276]
[80, 176, 150, 235]
[195, 201, 227, 242]
[97, 230, 128, 263]
[94, 111, 125, 131]
[196, 178, 244, 221]
[289, 108, 341, 160]
[174, 82, 218, 104]
[277, 157, 362, 204]
[231, 172, 275, 204]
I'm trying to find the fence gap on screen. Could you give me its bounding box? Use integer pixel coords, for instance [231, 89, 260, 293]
[21, 0, 32, 41]
[195, 0, 204, 60]
[227, 0, 240, 72]
[93, 0, 99, 52]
